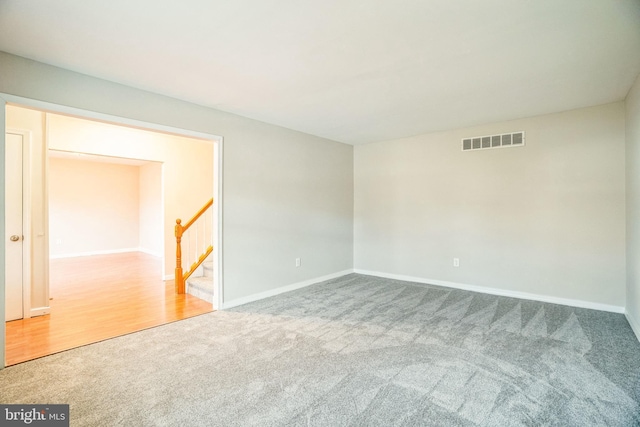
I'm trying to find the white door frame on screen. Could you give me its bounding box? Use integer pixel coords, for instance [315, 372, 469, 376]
[0, 94, 225, 368]
[1, 103, 5, 368]
[6, 128, 33, 320]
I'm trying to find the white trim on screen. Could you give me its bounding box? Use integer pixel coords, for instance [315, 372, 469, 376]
[0, 100, 5, 368]
[30, 306, 50, 317]
[354, 269, 626, 314]
[20, 130, 33, 319]
[213, 139, 223, 311]
[163, 274, 175, 281]
[0, 93, 223, 143]
[626, 312, 640, 342]
[43, 113, 51, 318]
[50, 247, 143, 259]
[159, 162, 166, 284]
[221, 270, 354, 310]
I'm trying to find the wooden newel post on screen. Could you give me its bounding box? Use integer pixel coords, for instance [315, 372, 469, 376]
[175, 219, 184, 294]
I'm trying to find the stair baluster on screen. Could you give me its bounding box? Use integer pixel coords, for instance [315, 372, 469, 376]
[174, 198, 214, 294]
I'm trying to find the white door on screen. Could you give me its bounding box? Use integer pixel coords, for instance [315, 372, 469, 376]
[5, 132, 23, 321]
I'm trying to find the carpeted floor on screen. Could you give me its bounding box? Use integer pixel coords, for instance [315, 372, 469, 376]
[1, 273, 639, 426]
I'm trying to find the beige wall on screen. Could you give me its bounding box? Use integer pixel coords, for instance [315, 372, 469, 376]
[48, 157, 140, 257]
[139, 162, 163, 257]
[5, 105, 48, 311]
[46, 113, 212, 277]
[355, 102, 626, 308]
[626, 73, 640, 338]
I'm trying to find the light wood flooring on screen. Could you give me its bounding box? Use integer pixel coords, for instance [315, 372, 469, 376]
[5, 252, 213, 366]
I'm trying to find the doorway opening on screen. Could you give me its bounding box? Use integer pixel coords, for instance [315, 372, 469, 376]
[4, 103, 222, 366]
[47, 149, 164, 276]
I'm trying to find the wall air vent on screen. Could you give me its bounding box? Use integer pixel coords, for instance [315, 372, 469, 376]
[462, 131, 525, 151]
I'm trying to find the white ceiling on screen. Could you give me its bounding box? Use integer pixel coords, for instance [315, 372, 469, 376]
[1, 0, 639, 145]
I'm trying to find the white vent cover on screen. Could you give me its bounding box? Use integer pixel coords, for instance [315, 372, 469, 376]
[462, 131, 525, 151]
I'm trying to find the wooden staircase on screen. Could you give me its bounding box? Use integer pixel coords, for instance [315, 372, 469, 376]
[174, 198, 214, 302]
[185, 260, 214, 303]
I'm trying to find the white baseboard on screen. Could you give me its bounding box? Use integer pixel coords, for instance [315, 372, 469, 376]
[50, 247, 142, 259]
[626, 312, 640, 342]
[222, 269, 354, 310]
[354, 269, 625, 314]
[30, 306, 50, 317]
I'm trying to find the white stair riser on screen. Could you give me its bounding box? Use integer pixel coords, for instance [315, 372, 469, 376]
[186, 272, 214, 304]
[186, 284, 214, 304]
[203, 261, 214, 278]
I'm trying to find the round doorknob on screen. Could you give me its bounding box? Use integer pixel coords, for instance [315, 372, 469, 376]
[10, 235, 20, 242]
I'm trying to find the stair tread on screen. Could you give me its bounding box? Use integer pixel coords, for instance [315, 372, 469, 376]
[186, 277, 213, 297]
[185, 276, 214, 304]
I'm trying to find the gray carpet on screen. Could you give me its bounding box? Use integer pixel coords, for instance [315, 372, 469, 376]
[1, 273, 639, 426]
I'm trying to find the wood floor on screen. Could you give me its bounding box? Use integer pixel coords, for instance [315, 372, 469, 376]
[5, 252, 213, 366]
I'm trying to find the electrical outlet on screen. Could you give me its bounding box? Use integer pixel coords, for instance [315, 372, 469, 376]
[453, 258, 460, 267]
[295, 258, 301, 267]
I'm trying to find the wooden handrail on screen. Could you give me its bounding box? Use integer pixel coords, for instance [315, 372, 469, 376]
[182, 198, 213, 231]
[175, 198, 213, 294]
[183, 246, 213, 284]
